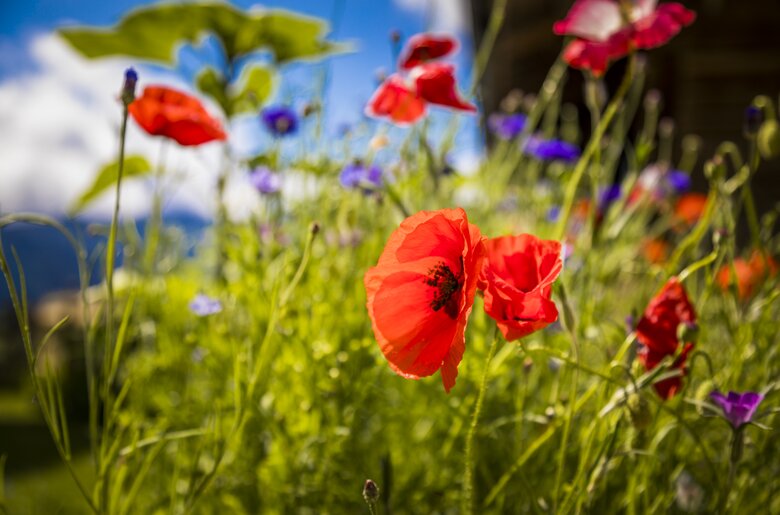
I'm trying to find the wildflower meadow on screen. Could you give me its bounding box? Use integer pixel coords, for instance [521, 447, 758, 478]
[1, 0, 779, 513]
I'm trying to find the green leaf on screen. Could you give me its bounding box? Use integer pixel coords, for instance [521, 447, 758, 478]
[228, 64, 274, 116]
[58, 3, 348, 66]
[196, 67, 230, 115]
[70, 156, 152, 215]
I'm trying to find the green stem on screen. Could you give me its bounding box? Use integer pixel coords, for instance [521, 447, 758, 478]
[462, 329, 499, 515]
[554, 54, 637, 240]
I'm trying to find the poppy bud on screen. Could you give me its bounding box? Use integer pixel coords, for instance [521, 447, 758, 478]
[743, 106, 763, 138]
[121, 67, 138, 106]
[644, 89, 662, 112]
[310, 222, 321, 236]
[626, 393, 652, 430]
[363, 479, 380, 506]
[302, 102, 320, 117]
[676, 321, 698, 344]
[758, 119, 780, 160]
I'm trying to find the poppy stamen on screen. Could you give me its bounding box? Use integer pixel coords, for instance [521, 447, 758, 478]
[425, 259, 463, 319]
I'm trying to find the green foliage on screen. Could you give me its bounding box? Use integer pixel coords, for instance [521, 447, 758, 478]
[197, 64, 275, 117]
[58, 3, 346, 65]
[69, 155, 152, 215]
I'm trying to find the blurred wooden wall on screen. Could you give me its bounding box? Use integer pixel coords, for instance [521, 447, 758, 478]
[470, 0, 780, 214]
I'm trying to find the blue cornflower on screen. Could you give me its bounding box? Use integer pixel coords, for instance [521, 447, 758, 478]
[524, 136, 580, 163]
[249, 166, 281, 195]
[667, 170, 691, 194]
[261, 106, 298, 136]
[189, 294, 222, 316]
[340, 162, 383, 190]
[488, 113, 527, 140]
[598, 184, 622, 210]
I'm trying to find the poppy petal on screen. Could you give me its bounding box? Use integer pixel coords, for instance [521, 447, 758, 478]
[553, 0, 624, 42]
[365, 75, 427, 125]
[411, 63, 476, 113]
[399, 33, 458, 70]
[631, 3, 696, 49]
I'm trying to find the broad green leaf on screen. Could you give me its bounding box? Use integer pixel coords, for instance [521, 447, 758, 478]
[228, 64, 274, 115]
[70, 156, 152, 215]
[58, 3, 347, 65]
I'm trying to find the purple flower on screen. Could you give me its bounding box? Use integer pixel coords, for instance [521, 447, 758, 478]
[249, 166, 281, 195]
[121, 67, 138, 105]
[189, 294, 222, 316]
[667, 170, 691, 194]
[546, 206, 561, 223]
[261, 106, 298, 136]
[339, 162, 382, 189]
[488, 113, 527, 140]
[524, 136, 580, 163]
[709, 390, 764, 429]
[598, 184, 622, 210]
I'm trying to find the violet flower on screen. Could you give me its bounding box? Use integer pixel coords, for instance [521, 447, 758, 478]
[189, 294, 222, 316]
[709, 390, 764, 429]
[339, 162, 382, 189]
[261, 106, 298, 136]
[488, 113, 527, 140]
[249, 166, 281, 195]
[524, 136, 580, 163]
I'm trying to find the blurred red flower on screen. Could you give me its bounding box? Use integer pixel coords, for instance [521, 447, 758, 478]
[399, 33, 458, 70]
[480, 235, 563, 341]
[717, 251, 778, 299]
[365, 75, 427, 126]
[554, 0, 696, 76]
[129, 86, 227, 146]
[674, 192, 708, 226]
[366, 33, 474, 125]
[364, 208, 485, 392]
[635, 277, 696, 399]
[412, 62, 477, 113]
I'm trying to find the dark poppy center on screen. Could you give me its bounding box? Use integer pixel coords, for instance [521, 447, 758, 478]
[424, 259, 463, 319]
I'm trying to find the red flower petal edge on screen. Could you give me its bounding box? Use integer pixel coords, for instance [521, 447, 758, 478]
[129, 86, 227, 146]
[480, 234, 563, 341]
[365, 75, 427, 126]
[399, 33, 458, 70]
[635, 277, 696, 399]
[364, 208, 485, 392]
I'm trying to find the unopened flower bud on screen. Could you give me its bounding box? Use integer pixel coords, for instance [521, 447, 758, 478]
[302, 102, 319, 117]
[644, 89, 662, 112]
[676, 322, 698, 344]
[758, 119, 780, 160]
[310, 222, 321, 236]
[363, 479, 380, 506]
[390, 30, 401, 44]
[743, 106, 764, 138]
[121, 67, 138, 106]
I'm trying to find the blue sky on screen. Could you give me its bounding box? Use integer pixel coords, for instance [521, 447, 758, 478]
[0, 0, 482, 219]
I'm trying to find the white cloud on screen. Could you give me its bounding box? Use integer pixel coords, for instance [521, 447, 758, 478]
[0, 33, 263, 222]
[395, 0, 471, 34]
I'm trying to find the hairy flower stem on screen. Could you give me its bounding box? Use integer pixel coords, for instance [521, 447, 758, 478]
[96, 99, 131, 514]
[462, 329, 499, 515]
[143, 141, 168, 275]
[554, 54, 637, 240]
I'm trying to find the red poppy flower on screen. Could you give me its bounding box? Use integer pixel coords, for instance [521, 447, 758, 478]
[717, 251, 778, 299]
[674, 193, 707, 226]
[129, 86, 227, 146]
[554, 0, 695, 76]
[480, 235, 563, 341]
[411, 63, 477, 113]
[365, 75, 427, 126]
[635, 277, 696, 399]
[364, 208, 485, 392]
[399, 33, 458, 70]
[642, 238, 670, 264]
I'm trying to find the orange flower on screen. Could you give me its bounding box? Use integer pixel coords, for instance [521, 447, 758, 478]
[364, 208, 485, 392]
[642, 238, 669, 264]
[635, 278, 696, 399]
[480, 235, 562, 341]
[717, 251, 778, 299]
[673, 193, 707, 226]
[129, 86, 227, 146]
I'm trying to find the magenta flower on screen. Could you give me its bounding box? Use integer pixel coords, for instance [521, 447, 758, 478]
[249, 166, 281, 195]
[709, 390, 764, 429]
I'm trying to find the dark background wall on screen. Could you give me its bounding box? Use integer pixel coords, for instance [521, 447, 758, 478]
[470, 0, 780, 212]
